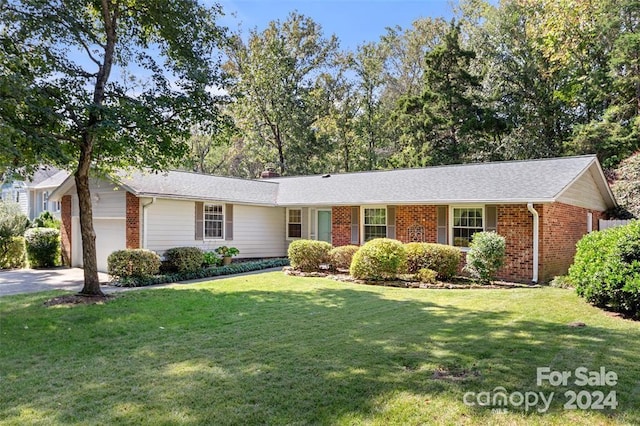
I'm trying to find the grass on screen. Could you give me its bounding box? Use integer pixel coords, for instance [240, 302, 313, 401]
[1, 272, 639, 425]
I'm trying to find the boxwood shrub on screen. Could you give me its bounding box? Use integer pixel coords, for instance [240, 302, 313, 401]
[24, 227, 60, 268]
[108, 249, 161, 280]
[405, 242, 460, 280]
[570, 220, 640, 317]
[288, 239, 332, 272]
[463, 231, 506, 284]
[350, 238, 407, 280]
[0, 236, 26, 269]
[164, 246, 204, 273]
[328, 245, 360, 270]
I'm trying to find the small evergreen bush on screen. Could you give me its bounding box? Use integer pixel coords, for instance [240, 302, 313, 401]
[0, 236, 26, 269]
[108, 249, 161, 280]
[328, 245, 360, 270]
[570, 220, 640, 317]
[288, 239, 332, 272]
[24, 227, 60, 268]
[405, 242, 461, 280]
[463, 232, 506, 284]
[416, 268, 438, 284]
[350, 238, 407, 280]
[164, 246, 204, 273]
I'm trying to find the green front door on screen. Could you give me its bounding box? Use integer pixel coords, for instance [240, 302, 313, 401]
[317, 210, 332, 243]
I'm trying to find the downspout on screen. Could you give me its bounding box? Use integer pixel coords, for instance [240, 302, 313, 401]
[527, 203, 539, 284]
[142, 197, 156, 249]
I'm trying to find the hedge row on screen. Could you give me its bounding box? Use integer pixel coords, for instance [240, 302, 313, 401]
[112, 258, 290, 287]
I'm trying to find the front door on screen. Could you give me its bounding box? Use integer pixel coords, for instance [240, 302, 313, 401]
[317, 210, 332, 243]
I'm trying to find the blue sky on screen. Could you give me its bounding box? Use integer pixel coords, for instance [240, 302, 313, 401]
[217, 0, 457, 50]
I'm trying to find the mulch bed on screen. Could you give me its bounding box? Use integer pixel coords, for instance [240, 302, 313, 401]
[283, 267, 540, 289]
[44, 294, 116, 307]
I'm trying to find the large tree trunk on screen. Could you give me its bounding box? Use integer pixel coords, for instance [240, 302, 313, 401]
[76, 144, 102, 296]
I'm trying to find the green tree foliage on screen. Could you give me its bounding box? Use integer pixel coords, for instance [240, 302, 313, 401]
[392, 21, 493, 166]
[0, 0, 226, 294]
[612, 152, 640, 218]
[224, 12, 338, 176]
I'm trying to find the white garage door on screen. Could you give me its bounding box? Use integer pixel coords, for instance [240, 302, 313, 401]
[72, 217, 126, 272]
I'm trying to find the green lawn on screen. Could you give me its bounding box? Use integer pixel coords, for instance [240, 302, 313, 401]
[1, 272, 639, 425]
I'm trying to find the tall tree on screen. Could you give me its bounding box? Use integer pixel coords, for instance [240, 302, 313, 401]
[0, 0, 226, 295]
[392, 21, 490, 166]
[224, 12, 338, 176]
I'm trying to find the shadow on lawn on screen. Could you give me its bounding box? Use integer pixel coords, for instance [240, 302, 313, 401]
[3, 286, 639, 424]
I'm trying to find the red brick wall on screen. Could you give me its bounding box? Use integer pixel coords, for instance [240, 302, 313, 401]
[125, 192, 140, 249]
[395, 205, 438, 243]
[332, 206, 353, 246]
[495, 204, 536, 282]
[60, 195, 72, 266]
[539, 202, 603, 281]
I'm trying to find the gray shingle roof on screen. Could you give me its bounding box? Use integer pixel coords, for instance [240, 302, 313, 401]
[33, 171, 71, 189]
[50, 155, 615, 208]
[269, 155, 607, 206]
[115, 170, 279, 205]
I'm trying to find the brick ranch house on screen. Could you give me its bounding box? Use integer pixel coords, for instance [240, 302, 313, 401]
[50, 155, 616, 283]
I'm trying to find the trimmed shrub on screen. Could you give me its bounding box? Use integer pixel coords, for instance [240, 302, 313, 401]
[0, 236, 26, 269]
[288, 239, 332, 272]
[405, 242, 461, 280]
[570, 220, 640, 317]
[108, 249, 161, 279]
[32, 211, 60, 229]
[463, 231, 506, 284]
[24, 227, 60, 268]
[328, 245, 360, 270]
[164, 246, 203, 273]
[350, 238, 407, 280]
[416, 268, 438, 284]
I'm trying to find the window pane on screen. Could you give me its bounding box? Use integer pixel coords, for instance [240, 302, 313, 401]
[288, 224, 302, 238]
[452, 207, 484, 247]
[364, 225, 387, 241]
[288, 209, 301, 223]
[204, 204, 224, 238]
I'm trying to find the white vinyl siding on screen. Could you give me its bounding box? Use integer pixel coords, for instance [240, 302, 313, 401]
[70, 180, 125, 218]
[557, 170, 608, 211]
[145, 199, 286, 258]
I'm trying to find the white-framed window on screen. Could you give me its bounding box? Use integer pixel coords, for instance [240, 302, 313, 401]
[287, 208, 302, 239]
[42, 191, 49, 211]
[204, 204, 224, 239]
[363, 207, 387, 241]
[451, 206, 484, 248]
[52, 200, 61, 213]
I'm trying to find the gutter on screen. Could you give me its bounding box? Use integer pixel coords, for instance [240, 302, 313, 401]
[142, 197, 156, 248]
[527, 203, 539, 284]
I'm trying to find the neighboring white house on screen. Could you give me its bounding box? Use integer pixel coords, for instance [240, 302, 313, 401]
[1, 168, 70, 220]
[49, 155, 616, 282]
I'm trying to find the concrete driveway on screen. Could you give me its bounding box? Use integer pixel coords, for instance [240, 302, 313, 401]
[0, 268, 112, 297]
